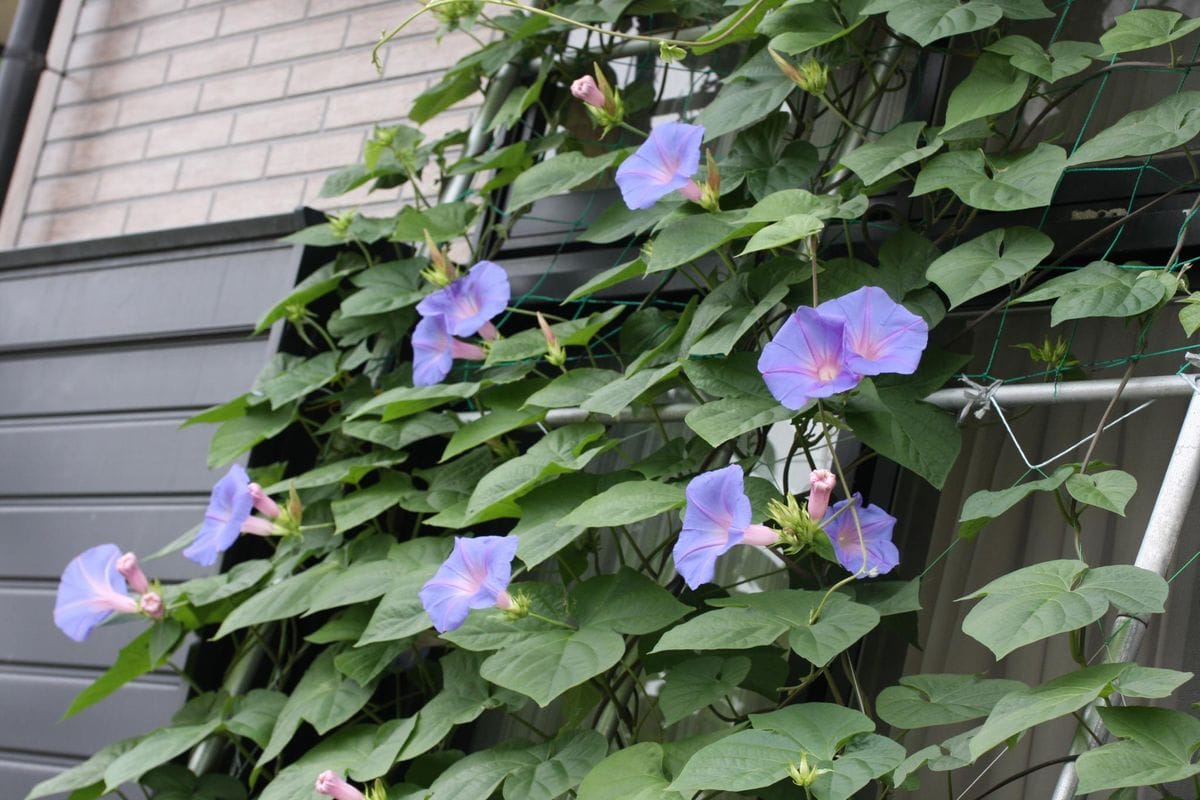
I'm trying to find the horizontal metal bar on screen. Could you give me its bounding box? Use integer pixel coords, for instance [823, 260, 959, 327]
[458, 374, 1197, 427]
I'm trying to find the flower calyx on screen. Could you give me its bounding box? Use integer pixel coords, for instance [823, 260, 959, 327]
[768, 494, 822, 555]
[537, 312, 567, 368]
[788, 753, 830, 788]
[420, 229, 459, 287]
[575, 64, 625, 137]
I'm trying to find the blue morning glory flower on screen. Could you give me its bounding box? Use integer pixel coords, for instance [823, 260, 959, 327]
[412, 314, 486, 387]
[674, 465, 778, 589]
[819, 286, 927, 377]
[419, 535, 518, 633]
[416, 260, 510, 338]
[184, 464, 255, 567]
[54, 543, 139, 641]
[757, 306, 862, 411]
[615, 121, 704, 210]
[822, 493, 899, 578]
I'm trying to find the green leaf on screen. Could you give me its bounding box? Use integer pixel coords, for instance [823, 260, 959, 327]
[465, 423, 604, 518]
[442, 406, 546, 461]
[256, 726, 381, 800]
[178, 559, 272, 606]
[1077, 706, 1200, 793]
[255, 259, 357, 333]
[524, 369, 623, 409]
[1100, 9, 1200, 54]
[503, 731, 608, 800]
[225, 689, 287, 749]
[683, 352, 772, 399]
[391, 202, 478, 242]
[943, 53, 1029, 133]
[764, 0, 866, 55]
[564, 258, 647, 301]
[877, 674, 1027, 729]
[969, 663, 1130, 758]
[962, 560, 1166, 658]
[660, 656, 752, 726]
[508, 150, 624, 210]
[511, 473, 599, 568]
[711, 590, 880, 667]
[580, 201, 677, 245]
[1066, 469, 1137, 515]
[578, 742, 683, 800]
[695, 68, 795, 141]
[839, 122, 943, 185]
[104, 720, 220, 790]
[64, 627, 161, 718]
[1111, 666, 1193, 699]
[957, 466, 1072, 537]
[860, 0, 1002, 46]
[1068, 91, 1200, 166]
[332, 473, 420, 533]
[207, 402, 296, 468]
[269, 452, 405, 493]
[723, 113, 819, 199]
[342, 411, 458, 451]
[258, 351, 341, 409]
[215, 563, 336, 638]
[579, 363, 680, 416]
[844, 376, 961, 490]
[927, 226, 1053, 309]
[1015, 261, 1171, 325]
[25, 739, 140, 799]
[653, 607, 789, 653]
[481, 628, 625, 707]
[410, 68, 478, 123]
[685, 396, 793, 447]
[1180, 293, 1200, 336]
[259, 648, 378, 764]
[485, 308, 623, 366]
[987, 36, 1101, 82]
[692, 0, 786, 54]
[912, 143, 1066, 211]
[561, 480, 685, 528]
[351, 382, 479, 421]
[739, 213, 825, 255]
[645, 212, 751, 273]
[574, 567, 689, 634]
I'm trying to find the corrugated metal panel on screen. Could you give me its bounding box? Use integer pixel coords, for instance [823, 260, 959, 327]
[0, 221, 307, 799]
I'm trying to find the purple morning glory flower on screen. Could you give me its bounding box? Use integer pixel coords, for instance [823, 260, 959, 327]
[818, 286, 927, 376]
[412, 314, 486, 387]
[757, 306, 862, 410]
[183, 464, 255, 567]
[822, 493, 899, 578]
[673, 465, 778, 589]
[416, 260, 510, 338]
[615, 121, 704, 210]
[54, 544, 139, 642]
[419, 535, 518, 633]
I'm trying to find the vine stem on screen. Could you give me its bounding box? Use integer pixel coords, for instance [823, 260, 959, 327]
[371, 0, 771, 69]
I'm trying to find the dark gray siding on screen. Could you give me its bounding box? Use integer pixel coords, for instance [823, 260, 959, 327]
[0, 230, 304, 799]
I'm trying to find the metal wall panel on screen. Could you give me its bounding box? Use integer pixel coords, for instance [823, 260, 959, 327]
[0, 230, 303, 799]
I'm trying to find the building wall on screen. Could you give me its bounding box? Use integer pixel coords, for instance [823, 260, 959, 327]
[0, 0, 475, 248]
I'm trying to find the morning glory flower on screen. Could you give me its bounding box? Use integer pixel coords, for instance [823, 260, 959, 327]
[818, 286, 927, 376]
[821, 493, 899, 578]
[412, 314, 487, 387]
[673, 465, 778, 589]
[419, 535, 518, 633]
[315, 771, 365, 800]
[416, 260, 510, 339]
[54, 544, 139, 641]
[615, 121, 704, 210]
[184, 464, 256, 566]
[757, 306, 862, 410]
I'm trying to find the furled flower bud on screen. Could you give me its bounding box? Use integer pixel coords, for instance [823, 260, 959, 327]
[327, 209, 355, 238]
[770, 49, 828, 96]
[116, 552, 150, 594]
[420, 229, 459, 287]
[248, 483, 281, 519]
[571, 75, 607, 110]
[700, 149, 721, 212]
[315, 770, 366, 800]
[537, 312, 567, 368]
[807, 469, 836, 520]
[140, 591, 164, 620]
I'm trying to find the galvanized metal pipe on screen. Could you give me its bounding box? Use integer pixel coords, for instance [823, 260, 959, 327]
[1049, 384, 1200, 800]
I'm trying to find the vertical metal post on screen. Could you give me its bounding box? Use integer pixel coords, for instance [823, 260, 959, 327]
[1049, 382, 1200, 800]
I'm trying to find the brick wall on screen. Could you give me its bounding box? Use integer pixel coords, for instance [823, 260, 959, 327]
[2, 0, 476, 247]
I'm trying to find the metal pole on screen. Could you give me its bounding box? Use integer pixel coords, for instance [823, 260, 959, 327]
[1049, 383, 1200, 800]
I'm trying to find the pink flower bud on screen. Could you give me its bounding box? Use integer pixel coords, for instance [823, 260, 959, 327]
[315, 770, 366, 800]
[571, 75, 606, 110]
[248, 483, 281, 519]
[115, 552, 150, 594]
[808, 469, 836, 520]
[240, 516, 277, 536]
[140, 591, 164, 619]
